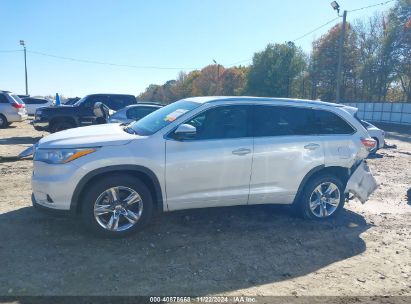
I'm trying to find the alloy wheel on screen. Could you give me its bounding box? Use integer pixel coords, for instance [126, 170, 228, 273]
[309, 182, 341, 218]
[93, 186, 143, 232]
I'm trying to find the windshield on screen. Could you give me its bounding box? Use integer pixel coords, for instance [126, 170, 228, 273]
[129, 100, 200, 135]
[73, 96, 87, 106]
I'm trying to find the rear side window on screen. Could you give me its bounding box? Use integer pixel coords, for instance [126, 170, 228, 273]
[127, 107, 158, 120]
[0, 95, 8, 103]
[108, 95, 135, 110]
[253, 105, 316, 137]
[314, 110, 355, 134]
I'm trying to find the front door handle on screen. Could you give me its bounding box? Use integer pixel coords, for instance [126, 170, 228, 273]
[232, 148, 251, 156]
[304, 143, 320, 150]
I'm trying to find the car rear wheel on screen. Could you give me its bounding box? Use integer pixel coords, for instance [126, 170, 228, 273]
[81, 174, 153, 237]
[50, 121, 74, 133]
[0, 114, 8, 128]
[299, 174, 345, 220]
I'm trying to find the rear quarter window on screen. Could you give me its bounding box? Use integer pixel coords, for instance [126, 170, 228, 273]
[314, 110, 355, 135]
[0, 95, 8, 103]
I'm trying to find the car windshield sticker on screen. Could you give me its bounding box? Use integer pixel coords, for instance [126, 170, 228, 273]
[164, 109, 189, 122]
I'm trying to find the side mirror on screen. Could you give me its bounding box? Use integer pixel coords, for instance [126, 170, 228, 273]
[93, 102, 109, 118]
[174, 124, 197, 139]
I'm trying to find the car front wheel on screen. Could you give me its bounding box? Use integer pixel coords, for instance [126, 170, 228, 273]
[81, 174, 153, 237]
[299, 174, 345, 220]
[0, 114, 8, 128]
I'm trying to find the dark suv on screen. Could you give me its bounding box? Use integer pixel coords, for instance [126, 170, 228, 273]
[33, 94, 136, 132]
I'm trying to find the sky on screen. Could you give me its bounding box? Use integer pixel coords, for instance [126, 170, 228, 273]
[0, 0, 396, 97]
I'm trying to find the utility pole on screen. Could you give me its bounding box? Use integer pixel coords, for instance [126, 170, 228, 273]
[19, 40, 28, 95]
[336, 10, 347, 103]
[213, 59, 220, 95]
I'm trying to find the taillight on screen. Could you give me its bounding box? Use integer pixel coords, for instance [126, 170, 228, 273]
[11, 103, 24, 109]
[361, 138, 376, 151]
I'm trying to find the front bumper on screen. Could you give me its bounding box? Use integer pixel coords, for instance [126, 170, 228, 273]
[345, 161, 378, 203]
[31, 160, 86, 211]
[32, 118, 49, 131]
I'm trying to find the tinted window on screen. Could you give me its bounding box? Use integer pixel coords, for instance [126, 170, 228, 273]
[253, 105, 316, 137]
[127, 107, 158, 120]
[83, 95, 109, 108]
[0, 95, 8, 103]
[108, 95, 135, 110]
[23, 98, 48, 104]
[314, 110, 355, 134]
[184, 105, 251, 140]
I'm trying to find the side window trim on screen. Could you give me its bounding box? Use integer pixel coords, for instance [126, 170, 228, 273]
[165, 104, 253, 141]
[252, 104, 356, 138]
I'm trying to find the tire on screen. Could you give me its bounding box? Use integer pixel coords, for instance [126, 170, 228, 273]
[370, 137, 379, 154]
[81, 174, 153, 238]
[0, 114, 8, 128]
[50, 121, 74, 133]
[299, 174, 345, 220]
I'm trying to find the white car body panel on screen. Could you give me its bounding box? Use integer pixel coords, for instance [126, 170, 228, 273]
[26, 100, 54, 115]
[31, 96, 377, 212]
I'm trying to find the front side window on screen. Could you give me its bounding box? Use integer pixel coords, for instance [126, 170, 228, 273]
[129, 100, 200, 135]
[183, 105, 251, 140]
[314, 110, 355, 134]
[253, 105, 316, 137]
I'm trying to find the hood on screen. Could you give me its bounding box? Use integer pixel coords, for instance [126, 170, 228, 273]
[38, 124, 140, 149]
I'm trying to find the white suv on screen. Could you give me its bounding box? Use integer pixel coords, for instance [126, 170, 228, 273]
[0, 91, 28, 128]
[31, 97, 378, 237]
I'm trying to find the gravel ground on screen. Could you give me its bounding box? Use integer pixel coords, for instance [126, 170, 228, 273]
[0, 120, 410, 296]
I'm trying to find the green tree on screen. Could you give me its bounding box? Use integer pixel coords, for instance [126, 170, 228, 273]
[246, 42, 307, 97]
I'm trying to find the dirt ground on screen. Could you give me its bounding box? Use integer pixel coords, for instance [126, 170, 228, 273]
[0, 120, 410, 297]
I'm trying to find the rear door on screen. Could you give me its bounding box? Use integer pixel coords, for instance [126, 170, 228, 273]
[165, 104, 253, 211]
[249, 105, 324, 205]
[313, 109, 357, 167]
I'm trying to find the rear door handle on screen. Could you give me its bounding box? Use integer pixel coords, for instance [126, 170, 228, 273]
[232, 148, 251, 156]
[304, 143, 320, 150]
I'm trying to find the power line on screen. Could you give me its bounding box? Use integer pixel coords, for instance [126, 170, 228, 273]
[348, 0, 395, 13]
[227, 16, 341, 67]
[292, 17, 340, 42]
[26, 50, 199, 70]
[0, 49, 21, 53]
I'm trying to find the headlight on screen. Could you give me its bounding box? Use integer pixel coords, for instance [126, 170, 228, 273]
[34, 148, 97, 164]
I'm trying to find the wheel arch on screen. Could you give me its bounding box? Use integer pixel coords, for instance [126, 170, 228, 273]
[70, 165, 164, 215]
[294, 165, 350, 204]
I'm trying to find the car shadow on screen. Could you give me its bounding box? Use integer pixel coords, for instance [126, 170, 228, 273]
[367, 152, 383, 159]
[0, 204, 369, 296]
[0, 136, 42, 145]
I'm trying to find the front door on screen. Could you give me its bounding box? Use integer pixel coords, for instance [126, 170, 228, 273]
[165, 105, 253, 211]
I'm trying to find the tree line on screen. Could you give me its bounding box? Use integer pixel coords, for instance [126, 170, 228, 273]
[138, 0, 411, 104]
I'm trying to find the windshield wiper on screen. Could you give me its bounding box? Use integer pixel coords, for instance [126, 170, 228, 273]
[122, 126, 137, 134]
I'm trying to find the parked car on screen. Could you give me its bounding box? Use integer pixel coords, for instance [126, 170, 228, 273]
[22, 97, 54, 115]
[32, 93, 137, 133]
[31, 96, 378, 237]
[0, 90, 28, 128]
[108, 103, 163, 124]
[361, 120, 385, 154]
